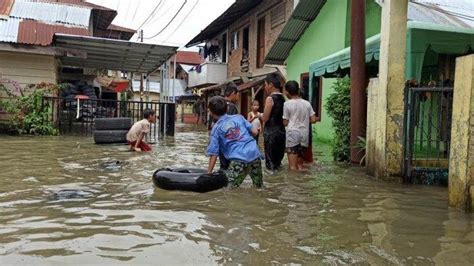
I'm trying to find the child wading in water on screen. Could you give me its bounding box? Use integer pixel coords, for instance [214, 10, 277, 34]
[207, 96, 263, 188]
[247, 100, 262, 143]
[126, 109, 156, 152]
[283, 81, 317, 171]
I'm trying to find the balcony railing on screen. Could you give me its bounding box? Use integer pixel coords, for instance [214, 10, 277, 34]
[188, 62, 228, 88]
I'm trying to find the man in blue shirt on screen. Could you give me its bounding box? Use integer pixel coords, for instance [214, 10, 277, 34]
[207, 96, 263, 188]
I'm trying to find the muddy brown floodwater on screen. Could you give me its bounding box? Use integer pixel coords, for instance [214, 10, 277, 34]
[0, 125, 473, 265]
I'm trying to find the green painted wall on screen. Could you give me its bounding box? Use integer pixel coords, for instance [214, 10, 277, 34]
[286, 0, 349, 143]
[345, 0, 382, 47]
[286, 0, 382, 143]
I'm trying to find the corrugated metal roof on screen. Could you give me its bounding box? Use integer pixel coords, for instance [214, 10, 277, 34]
[0, 17, 20, 43]
[18, 20, 89, 46]
[265, 0, 326, 65]
[186, 0, 264, 47]
[0, 0, 15, 18]
[409, 1, 474, 29]
[54, 34, 178, 74]
[10, 0, 91, 27]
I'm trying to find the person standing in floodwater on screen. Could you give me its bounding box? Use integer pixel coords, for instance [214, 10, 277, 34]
[208, 83, 240, 170]
[261, 73, 286, 170]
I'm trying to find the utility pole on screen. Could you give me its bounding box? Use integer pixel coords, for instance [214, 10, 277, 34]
[139, 29, 144, 103]
[350, 0, 367, 164]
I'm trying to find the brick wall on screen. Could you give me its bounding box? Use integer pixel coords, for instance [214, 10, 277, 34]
[226, 0, 294, 77]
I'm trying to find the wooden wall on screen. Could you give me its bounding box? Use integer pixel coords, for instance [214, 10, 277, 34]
[0, 51, 57, 94]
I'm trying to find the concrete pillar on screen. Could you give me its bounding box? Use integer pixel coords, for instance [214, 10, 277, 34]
[366, 0, 408, 180]
[448, 54, 474, 211]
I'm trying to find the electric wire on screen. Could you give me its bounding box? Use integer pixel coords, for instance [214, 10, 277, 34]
[144, 0, 188, 40]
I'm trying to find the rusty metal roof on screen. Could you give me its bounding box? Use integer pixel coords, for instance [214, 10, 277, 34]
[10, 0, 91, 27]
[18, 20, 90, 46]
[186, 0, 264, 47]
[0, 0, 14, 18]
[0, 17, 20, 43]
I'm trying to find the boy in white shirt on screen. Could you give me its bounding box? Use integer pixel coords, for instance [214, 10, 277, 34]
[282, 81, 317, 171]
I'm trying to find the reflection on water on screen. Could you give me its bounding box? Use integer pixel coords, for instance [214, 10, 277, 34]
[0, 124, 473, 264]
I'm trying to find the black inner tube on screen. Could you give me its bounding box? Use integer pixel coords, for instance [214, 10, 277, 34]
[153, 168, 228, 193]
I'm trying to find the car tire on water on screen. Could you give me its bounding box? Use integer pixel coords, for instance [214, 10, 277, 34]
[94, 130, 128, 144]
[95, 118, 132, 131]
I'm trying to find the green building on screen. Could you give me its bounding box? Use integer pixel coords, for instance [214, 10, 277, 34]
[265, 0, 474, 143]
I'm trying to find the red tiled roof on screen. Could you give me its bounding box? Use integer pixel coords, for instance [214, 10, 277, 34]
[0, 0, 14, 17]
[173, 51, 204, 65]
[18, 20, 90, 46]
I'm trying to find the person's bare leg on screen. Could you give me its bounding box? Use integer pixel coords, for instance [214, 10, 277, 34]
[298, 156, 309, 171]
[288, 153, 299, 171]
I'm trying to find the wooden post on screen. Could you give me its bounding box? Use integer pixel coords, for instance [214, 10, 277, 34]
[350, 0, 367, 164]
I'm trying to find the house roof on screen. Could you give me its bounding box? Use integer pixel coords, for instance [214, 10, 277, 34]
[0, 0, 14, 18]
[172, 51, 204, 65]
[94, 24, 136, 41]
[0, 0, 128, 45]
[265, 0, 474, 65]
[39, 0, 118, 30]
[408, 1, 474, 29]
[10, 0, 91, 27]
[18, 19, 89, 46]
[186, 0, 263, 47]
[264, 0, 326, 65]
[107, 24, 136, 33]
[54, 34, 178, 74]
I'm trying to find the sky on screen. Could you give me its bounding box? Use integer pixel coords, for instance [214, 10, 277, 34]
[87, 0, 235, 49]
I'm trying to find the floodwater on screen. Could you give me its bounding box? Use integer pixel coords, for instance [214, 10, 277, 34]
[0, 125, 473, 265]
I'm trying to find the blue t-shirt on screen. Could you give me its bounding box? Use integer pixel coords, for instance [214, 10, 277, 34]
[207, 114, 262, 163]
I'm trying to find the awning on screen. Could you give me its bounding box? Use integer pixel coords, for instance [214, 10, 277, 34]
[309, 21, 474, 80]
[54, 34, 178, 74]
[309, 34, 380, 77]
[238, 76, 266, 92]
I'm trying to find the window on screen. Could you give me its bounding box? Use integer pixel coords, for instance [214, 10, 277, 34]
[301, 73, 322, 122]
[231, 31, 239, 50]
[271, 2, 286, 29]
[242, 27, 249, 52]
[221, 32, 228, 63]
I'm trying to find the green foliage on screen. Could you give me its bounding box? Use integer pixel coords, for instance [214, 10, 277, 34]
[325, 77, 351, 162]
[0, 83, 59, 135]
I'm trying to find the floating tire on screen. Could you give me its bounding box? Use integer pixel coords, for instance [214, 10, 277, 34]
[95, 118, 132, 131]
[153, 168, 228, 193]
[94, 130, 128, 144]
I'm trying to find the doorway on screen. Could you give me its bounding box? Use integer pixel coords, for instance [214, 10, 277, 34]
[257, 18, 265, 68]
[240, 91, 249, 118]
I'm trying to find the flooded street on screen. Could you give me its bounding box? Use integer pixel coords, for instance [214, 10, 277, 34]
[0, 125, 473, 265]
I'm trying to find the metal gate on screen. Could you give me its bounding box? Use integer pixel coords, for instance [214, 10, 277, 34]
[403, 87, 453, 185]
[42, 97, 176, 141]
